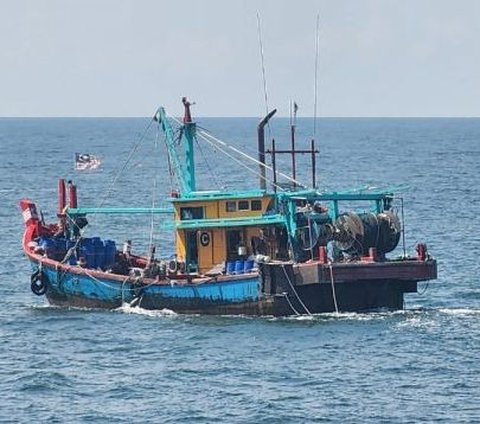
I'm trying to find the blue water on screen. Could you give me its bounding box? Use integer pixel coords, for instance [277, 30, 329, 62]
[1, 117, 479, 422]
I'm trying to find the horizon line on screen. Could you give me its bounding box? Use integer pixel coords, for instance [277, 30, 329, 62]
[1, 115, 479, 119]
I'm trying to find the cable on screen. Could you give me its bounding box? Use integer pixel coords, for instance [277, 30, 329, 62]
[167, 112, 309, 189]
[328, 262, 339, 314]
[281, 264, 312, 316]
[198, 128, 309, 188]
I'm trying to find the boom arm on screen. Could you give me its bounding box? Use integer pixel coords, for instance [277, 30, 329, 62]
[155, 107, 196, 195]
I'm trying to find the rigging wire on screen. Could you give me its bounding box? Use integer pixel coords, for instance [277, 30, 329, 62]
[197, 128, 286, 191]
[194, 137, 222, 190]
[166, 113, 297, 189]
[198, 129, 308, 189]
[67, 117, 156, 239]
[99, 119, 155, 210]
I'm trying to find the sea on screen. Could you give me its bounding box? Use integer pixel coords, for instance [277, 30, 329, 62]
[1, 116, 479, 423]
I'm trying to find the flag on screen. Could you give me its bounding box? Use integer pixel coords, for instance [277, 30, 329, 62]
[75, 153, 101, 170]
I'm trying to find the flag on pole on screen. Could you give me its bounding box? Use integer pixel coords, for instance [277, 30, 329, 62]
[75, 153, 101, 170]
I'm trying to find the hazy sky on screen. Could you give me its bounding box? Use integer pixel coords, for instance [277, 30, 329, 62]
[1, 0, 479, 117]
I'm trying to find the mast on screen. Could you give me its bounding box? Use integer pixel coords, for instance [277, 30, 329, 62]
[182, 97, 196, 193]
[291, 101, 298, 189]
[155, 98, 197, 195]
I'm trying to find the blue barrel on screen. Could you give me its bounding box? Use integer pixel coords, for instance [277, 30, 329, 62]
[80, 238, 95, 268]
[39, 237, 55, 258]
[55, 237, 67, 260]
[243, 260, 254, 273]
[226, 261, 235, 275]
[92, 237, 105, 269]
[234, 260, 244, 274]
[104, 240, 116, 269]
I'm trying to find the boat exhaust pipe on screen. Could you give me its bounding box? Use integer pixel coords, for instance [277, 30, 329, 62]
[257, 109, 277, 190]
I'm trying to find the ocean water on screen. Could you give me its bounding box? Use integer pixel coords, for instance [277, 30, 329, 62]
[1, 116, 479, 423]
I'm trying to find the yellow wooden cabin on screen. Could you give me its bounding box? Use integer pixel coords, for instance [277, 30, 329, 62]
[172, 191, 289, 274]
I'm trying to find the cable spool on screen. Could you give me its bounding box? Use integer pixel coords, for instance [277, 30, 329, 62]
[334, 212, 364, 254]
[333, 211, 401, 256]
[376, 211, 401, 253]
[358, 213, 380, 256]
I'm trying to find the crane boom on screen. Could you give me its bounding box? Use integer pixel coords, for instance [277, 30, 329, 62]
[155, 106, 196, 195]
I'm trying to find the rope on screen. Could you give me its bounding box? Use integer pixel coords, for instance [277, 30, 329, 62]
[196, 128, 286, 191]
[418, 281, 430, 296]
[328, 262, 339, 314]
[167, 112, 309, 189]
[281, 264, 312, 316]
[194, 136, 222, 190]
[282, 292, 301, 316]
[198, 128, 308, 188]
[95, 118, 155, 213]
[308, 214, 314, 261]
[63, 116, 156, 247]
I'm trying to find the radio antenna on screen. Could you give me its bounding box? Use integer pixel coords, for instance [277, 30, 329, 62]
[256, 12, 270, 118]
[313, 13, 320, 138]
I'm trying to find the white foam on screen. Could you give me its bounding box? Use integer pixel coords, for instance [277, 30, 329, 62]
[116, 302, 178, 317]
[439, 308, 480, 316]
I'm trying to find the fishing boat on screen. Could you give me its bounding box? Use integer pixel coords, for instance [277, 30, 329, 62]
[20, 98, 437, 316]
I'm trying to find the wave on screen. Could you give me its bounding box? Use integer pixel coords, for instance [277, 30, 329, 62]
[116, 302, 178, 317]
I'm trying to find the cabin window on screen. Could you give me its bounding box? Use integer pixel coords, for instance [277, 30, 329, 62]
[226, 201, 236, 212]
[180, 207, 204, 220]
[238, 200, 249, 211]
[251, 200, 262, 211]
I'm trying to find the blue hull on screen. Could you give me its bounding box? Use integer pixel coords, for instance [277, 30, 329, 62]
[35, 262, 273, 315]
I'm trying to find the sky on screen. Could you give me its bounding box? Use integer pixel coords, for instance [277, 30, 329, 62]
[0, 0, 479, 117]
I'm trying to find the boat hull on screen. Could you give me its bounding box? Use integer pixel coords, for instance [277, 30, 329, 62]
[35, 260, 274, 315]
[29, 255, 437, 316]
[258, 259, 437, 314]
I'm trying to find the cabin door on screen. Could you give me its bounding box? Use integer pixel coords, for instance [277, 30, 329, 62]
[226, 229, 243, 260]
[185, 230, 198, 272]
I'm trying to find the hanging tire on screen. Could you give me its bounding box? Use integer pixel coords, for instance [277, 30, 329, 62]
[30, 269, 47, 296]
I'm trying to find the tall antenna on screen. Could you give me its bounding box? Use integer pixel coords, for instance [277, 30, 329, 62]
[313, 14, 320, 138]
[256, 12, 270, 117]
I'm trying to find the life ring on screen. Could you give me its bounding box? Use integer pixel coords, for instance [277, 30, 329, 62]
[30, 269, 47, 296]
[200, 232, 210, 247]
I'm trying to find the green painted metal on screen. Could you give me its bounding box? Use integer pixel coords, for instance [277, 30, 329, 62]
[183, 123, 196, 193]
[67, 207, 174, 215]
[274, 188, 397, 260]
[331, 200, 340, 219]
[285, 190, 394, 202]
[156, 107, 192, 194]
[176, 214, 286, 230]
[173, 189, 268, 202]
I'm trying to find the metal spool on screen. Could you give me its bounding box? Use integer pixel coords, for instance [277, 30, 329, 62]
[334, 212, 364, 254]
[376, 211, 401, 253]
[358, 213, 381, 256]
[297, 221, 335, 251]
